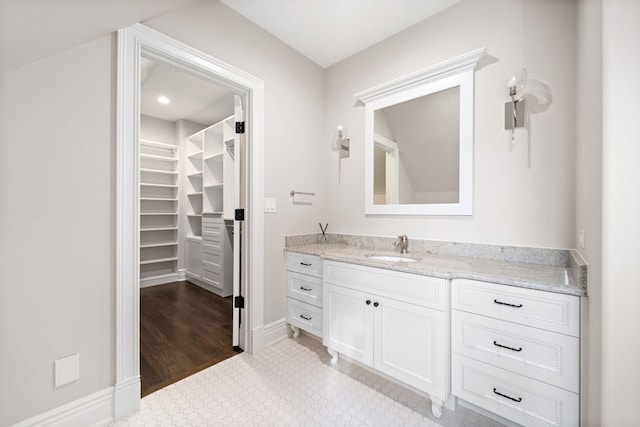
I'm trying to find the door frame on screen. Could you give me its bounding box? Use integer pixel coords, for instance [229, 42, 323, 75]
[115, 23, 264, 418]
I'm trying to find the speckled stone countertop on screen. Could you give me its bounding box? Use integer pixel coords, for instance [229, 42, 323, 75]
[285, 234, 588, 297]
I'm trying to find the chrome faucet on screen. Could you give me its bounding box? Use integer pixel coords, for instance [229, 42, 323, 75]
[395, 235, 409, 254]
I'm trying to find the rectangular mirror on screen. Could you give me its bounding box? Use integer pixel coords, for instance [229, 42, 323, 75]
[356, 48, 485, 215]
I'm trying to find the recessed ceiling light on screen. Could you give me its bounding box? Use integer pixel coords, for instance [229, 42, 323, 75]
[157, 95, 170, 105]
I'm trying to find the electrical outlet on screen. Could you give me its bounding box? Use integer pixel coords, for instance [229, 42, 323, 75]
[578, 229, 585, 249]
[55, 353, 79, 387]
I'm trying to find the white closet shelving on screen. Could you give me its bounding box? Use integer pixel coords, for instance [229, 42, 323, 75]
[139, 139, 179, 287]
[184, 115, 235, 297]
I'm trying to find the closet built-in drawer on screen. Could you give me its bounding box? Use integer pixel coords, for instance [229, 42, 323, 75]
[202, 262, 222, 289]
[286, 252, 322, 278]
[287, 271, 323, 307]
[452, 279, 580, 337]
[202, 217, 223, 236]
[452, 354, 578, 427]
[202, 234, 222, 250]
[452, 310, 579, 392]
[203, 245, 222, 269]
[324, 261, 446, 311]
[287, 298, 323, 337]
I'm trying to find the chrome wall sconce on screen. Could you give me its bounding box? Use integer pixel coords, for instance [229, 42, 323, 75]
[504, 69, 553, 145]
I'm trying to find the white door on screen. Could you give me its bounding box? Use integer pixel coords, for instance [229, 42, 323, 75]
[323, 284, 374, 366]
[232, 95, 244, 348]
[373, 296, 447, 400]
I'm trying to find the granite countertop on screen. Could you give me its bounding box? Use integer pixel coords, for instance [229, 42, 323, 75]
[285, 239, 588, 297]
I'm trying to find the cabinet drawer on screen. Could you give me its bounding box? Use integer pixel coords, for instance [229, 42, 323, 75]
[202, 262, 222, 289]
[452, 354, 578, 427]
[452, 279, 580, 337]
[202, 217, 223, 235]
[324, 261, 446, 311]
[452, 310, 579, 393]
[286, 252, 322, 277]
[287, 298, 323, 337]
[202, 236, 222, 251]
[286, 271, 323, 307]
[203, 245, 222, 269]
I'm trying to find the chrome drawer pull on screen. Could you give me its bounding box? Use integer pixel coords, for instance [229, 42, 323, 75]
[299, 286, 312, 292]
[493, 388, 522, 403]
[493, 341, 523, 352]
[493, 299, 523, 308]
[300, 314, 312, 321]
[300, 262, 312, 266]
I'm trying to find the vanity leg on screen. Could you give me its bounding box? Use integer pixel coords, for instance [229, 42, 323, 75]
[327, 347, 339, 364]
[290, 324, 300, 338]
[430, 396, 444, 418]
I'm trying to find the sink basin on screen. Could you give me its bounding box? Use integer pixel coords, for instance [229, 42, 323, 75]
[365, 253, 420, 263]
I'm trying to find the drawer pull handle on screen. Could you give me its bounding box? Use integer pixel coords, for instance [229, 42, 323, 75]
[373, 302, 379, 307]
[493, 388, 522, 403]
[366, 300, 371, 305]
[493, 341, 523, 352]
[493, 299, 523, 308]
[300, 286, 312, 292]
[300, 262, 312, 267]
[300, 314, 312, 321]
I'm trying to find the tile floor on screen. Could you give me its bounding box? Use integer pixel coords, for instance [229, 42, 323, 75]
[111, 335, 503, 426]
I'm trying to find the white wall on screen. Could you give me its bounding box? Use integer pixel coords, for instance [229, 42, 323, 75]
[576, 0, 602, 424]
[325, 0, 577, 249]
[0, 2, 325, 423]
[601, 0, 640, 424]
[140, 114, 176, 144]
[0, 36, 115, 426]
[144, 1, 326, 325]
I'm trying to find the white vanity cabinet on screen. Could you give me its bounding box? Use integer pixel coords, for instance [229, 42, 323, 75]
[322, 260, 448, 418]
[286, 252, 323, 338]
[451, 279, 580, 427]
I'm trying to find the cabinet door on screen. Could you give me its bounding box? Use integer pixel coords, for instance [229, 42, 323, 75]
[373, 295, 447, 400]
[323, 284, 374, 366]
[186, 239, 202, 278]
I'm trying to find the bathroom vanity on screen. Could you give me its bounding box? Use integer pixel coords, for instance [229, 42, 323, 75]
[284, 234, 587, 425]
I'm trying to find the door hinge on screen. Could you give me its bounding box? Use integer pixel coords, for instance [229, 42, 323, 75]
[235, 121, 245, 134]
[235, 208, 245, 221]
[234, 296, 245, 309]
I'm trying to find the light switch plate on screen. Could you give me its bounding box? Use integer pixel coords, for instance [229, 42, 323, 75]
[264, 197, 277, 213]
[55, 353, 79, 387]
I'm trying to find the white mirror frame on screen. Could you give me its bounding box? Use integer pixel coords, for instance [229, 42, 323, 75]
[356, 47, 486, 215]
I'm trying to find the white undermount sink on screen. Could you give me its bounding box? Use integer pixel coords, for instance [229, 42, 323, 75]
[365, 253, 420, 263]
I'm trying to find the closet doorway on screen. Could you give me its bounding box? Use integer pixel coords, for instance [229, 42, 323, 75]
[138, 55, 244, 395]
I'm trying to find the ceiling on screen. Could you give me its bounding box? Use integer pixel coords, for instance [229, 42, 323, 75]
[140, 57, 234, 125]
[220, 0, 462, 68]
[1, 0, 462, 122]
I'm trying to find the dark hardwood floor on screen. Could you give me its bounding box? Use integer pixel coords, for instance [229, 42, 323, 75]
[140, 281, 238, 396]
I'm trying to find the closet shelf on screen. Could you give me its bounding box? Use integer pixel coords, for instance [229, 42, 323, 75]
[140, 212, 178, 216]
[188, 171, 203, 178]
[140, 153, 179, 162]
[141, 168, 178, 175]
[188, 151, 204, 160]
[140, 198, 178, 201]
[204, 152, 224, 162]
[140, 257, 178, 265]
[204, 183, 224, 190]
[140, 242, 178, 248]
[140, 183, 178, 188]
[140, 226, 178, 231]
[140, 139, 179, 150]
[187, 214, 203, 217]
[187, 192, 203, 197]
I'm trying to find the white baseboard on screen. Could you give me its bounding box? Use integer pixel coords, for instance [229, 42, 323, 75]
[176, 269, 186, 282]
[252, 318, 289, 352]
[113, 376, 140, 420]
[12, 387, 114, 427]
[139, 273, 179, 288]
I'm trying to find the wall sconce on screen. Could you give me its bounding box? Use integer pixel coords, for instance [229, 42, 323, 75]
[337, 125, 350, 158]
[505, 74, 526, 144]
[504, 69, 553, 145]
